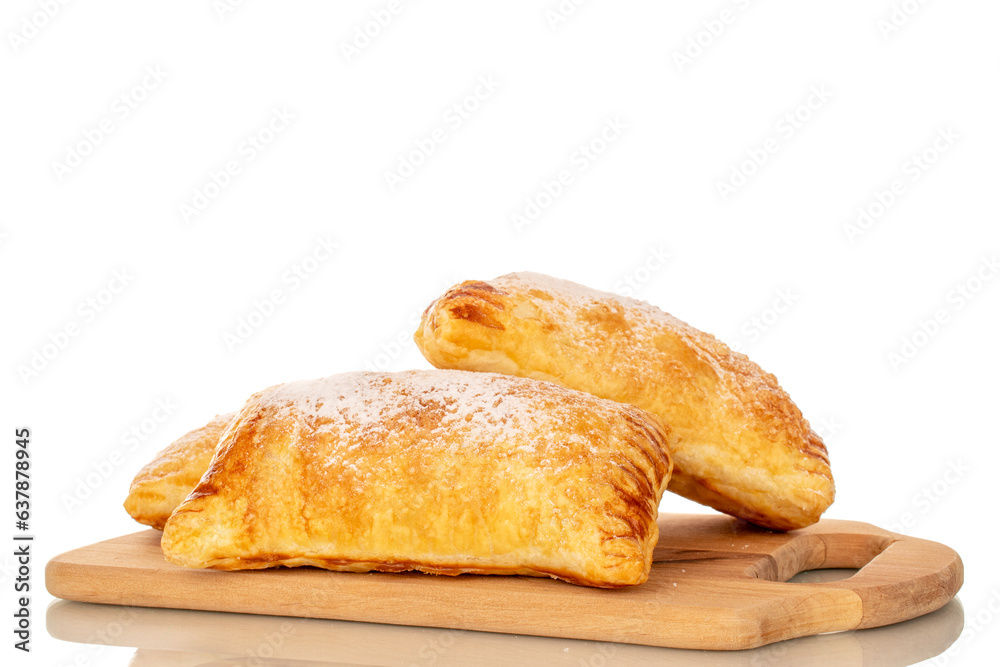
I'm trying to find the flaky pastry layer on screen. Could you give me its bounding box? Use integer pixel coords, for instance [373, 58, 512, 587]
[123, 413, 236, 530]
[160, 370, 674, 588]
[415, 272, 834, 530]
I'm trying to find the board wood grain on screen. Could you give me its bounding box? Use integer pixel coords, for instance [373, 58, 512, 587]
[45, 514, 963, 650]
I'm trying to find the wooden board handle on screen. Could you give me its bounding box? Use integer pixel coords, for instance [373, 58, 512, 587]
[781, 522, 964, 630]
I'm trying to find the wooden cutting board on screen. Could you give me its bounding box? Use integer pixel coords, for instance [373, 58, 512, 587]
[45, 514, 963, 651]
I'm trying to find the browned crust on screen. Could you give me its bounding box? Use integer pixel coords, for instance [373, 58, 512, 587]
[161, 371, 674, 588]
[180, 555, 643, 588]
[414, 273, 834, 531]
[123, 413, 236, 529]
[439, 281, 508, 330]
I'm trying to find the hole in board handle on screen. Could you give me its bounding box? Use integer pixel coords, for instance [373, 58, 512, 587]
[749, 532, 894, 583]
[786, 568, 859, 584]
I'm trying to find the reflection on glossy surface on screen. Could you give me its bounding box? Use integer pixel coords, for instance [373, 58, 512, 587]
[48, 582, 964, 667]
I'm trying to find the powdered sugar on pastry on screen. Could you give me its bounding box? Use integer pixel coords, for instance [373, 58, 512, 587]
[162, 370, 675, 588]
[415, 273, 834, 530]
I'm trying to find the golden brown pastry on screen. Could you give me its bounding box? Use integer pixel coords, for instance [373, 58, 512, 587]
[161, 370, 674, 588]
[415, 272, 834, 531]
[124, 413, 235, 530]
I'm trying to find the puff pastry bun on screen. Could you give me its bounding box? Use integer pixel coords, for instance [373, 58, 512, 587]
[161, 370, 674, 587]
[124, 413, 235, 530]
[415, 272, 834, 531]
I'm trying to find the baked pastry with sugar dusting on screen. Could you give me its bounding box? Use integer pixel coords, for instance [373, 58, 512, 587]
[415, 272, 834, 531]
[124, 412, 236, 530]
[161, 370, 674, 588]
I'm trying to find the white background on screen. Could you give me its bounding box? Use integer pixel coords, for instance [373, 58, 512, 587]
[2, 1, 998, 665]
